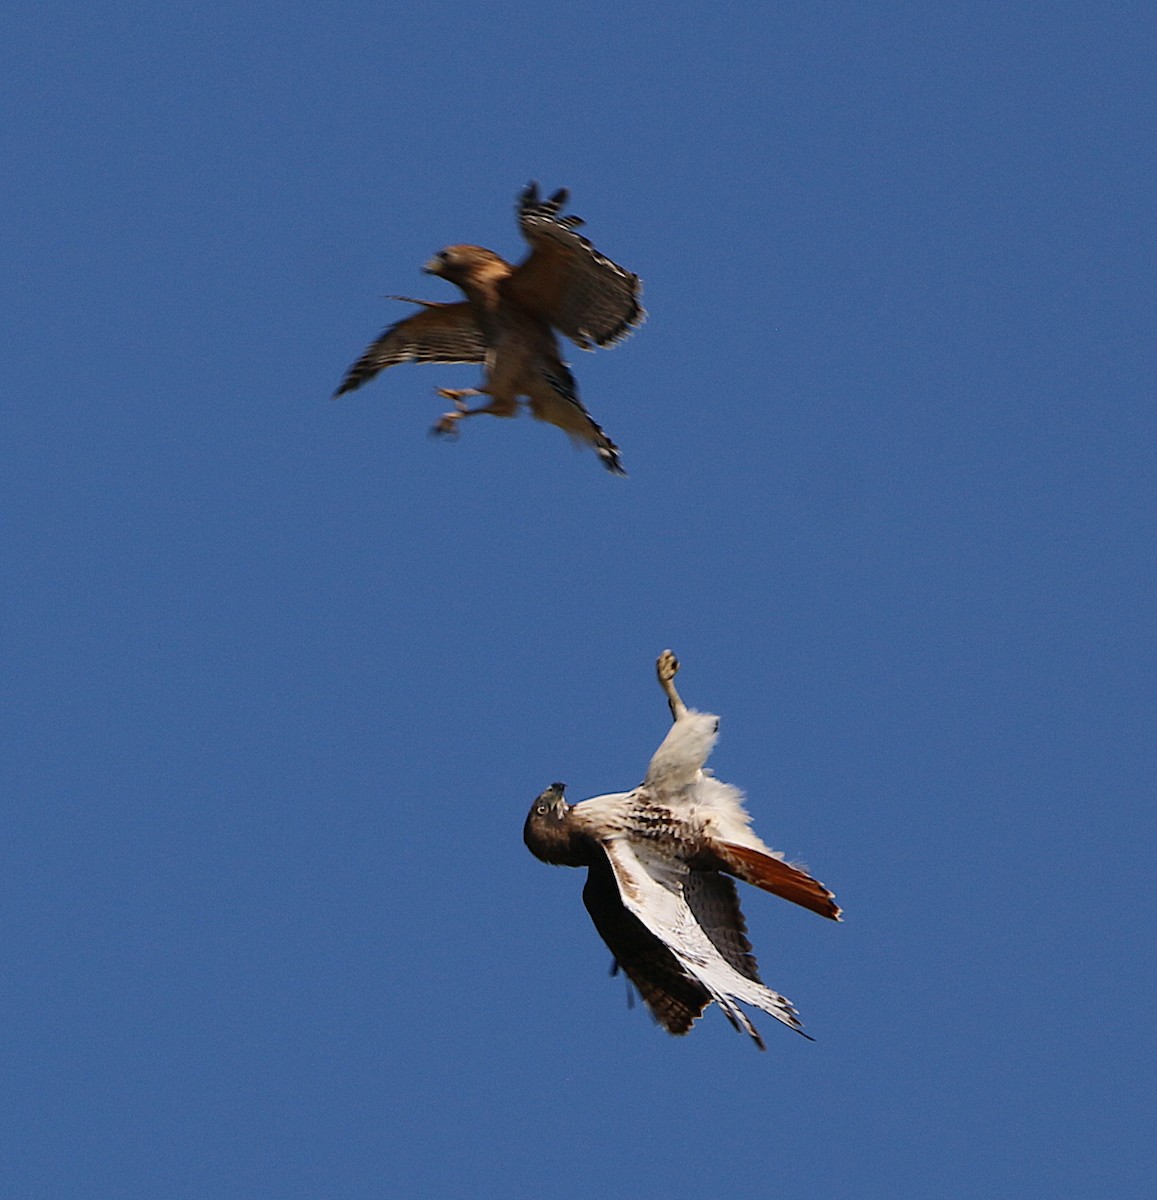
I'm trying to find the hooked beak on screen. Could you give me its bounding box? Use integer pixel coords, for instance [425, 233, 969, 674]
[422, 256, 442, 275]
[535, 782, 567, 809]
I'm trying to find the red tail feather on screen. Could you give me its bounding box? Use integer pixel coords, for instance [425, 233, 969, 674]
[720, 843, 842, 921]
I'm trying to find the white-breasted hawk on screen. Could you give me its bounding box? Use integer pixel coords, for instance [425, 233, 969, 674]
[524, 652, 840, 1048]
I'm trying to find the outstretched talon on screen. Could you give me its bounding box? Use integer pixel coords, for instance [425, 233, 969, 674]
[436, 387, 481, 410]
[430, 411, 462, 437]
[656, 650, 688, 721]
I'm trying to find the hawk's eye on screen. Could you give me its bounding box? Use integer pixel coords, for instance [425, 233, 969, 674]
[535, 805, 548, 814]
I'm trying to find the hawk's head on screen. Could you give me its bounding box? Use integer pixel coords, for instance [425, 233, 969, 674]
[423, 244, 510, 288]
[532, 782, 569, 817]
[524, 783, 585, 866]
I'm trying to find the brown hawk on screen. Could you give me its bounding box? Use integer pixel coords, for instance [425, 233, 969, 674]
[524, 651, 840, 1048]
[334, 183, 644, 474]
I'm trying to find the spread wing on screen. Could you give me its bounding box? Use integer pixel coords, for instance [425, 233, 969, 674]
[333, 299, 487, 397]
[684, 871, 762, 984]
[582, 852, 711, 1036]
[601, 838, 807, 1046]
[504, 182, 644, 351]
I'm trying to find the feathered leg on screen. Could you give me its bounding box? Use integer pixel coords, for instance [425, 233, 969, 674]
[430, 388, 517, 436]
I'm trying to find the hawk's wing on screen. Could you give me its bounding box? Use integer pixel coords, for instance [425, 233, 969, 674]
[333, 299, 487, 397]
[601, 837, 807, 1046]
[504, 182, 644, 351]
[582, 852, 711, 1036]
[684, 870, 763, 985]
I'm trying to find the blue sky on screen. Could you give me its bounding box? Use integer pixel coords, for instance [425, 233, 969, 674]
[4, 2, 1154, 1196]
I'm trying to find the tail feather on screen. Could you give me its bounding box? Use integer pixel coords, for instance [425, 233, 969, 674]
[720, 842, 842, 921]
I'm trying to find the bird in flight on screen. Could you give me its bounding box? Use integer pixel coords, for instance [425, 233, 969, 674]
[334, 183, 644, 474]
[524, 651, 840, 1048]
